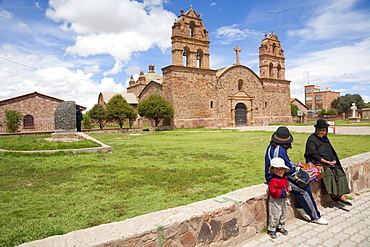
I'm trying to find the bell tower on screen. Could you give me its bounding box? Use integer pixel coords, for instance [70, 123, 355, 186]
[259, 31, 286, 80]
[171, 6, 210, 69]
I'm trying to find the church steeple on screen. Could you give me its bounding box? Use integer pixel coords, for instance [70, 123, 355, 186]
[259, 31, 286, 80]
[171, 7, 210, 69]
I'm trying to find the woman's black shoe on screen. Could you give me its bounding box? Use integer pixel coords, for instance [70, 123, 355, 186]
[339, 199, 352, 206]
[331, 196, 340, 202]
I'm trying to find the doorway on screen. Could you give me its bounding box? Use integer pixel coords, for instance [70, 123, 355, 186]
[235, 103, 246, 126]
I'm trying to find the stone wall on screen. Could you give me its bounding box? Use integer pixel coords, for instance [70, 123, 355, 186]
[18, 152, 370, 247]
[173, 118, 229, 129]
[162, 65, 217, 121]
[83, 127, 142, 134]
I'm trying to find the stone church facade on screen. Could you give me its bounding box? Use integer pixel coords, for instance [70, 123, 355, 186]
[124, 7, 292, 128]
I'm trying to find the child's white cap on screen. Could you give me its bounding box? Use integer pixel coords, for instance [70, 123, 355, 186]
[269, 157, 290, 172]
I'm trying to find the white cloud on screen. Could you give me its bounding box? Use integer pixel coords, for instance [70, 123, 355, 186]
[84, 64, 101, 74]
[34, 2, 42, 10]
[46, 0, 176, 62]
[287, 37, 370, 103]
[0, 44, 125, 110]
[124, 66, 141, 75]
[0, 10, 13, 19]
[287, 0, 370, 40]
[214, 24, 263, 45]
[17, 22, 28, 29]
[103, 60, 124, 76]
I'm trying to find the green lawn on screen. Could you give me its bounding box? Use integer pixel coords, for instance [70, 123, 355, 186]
[0, 134, 100, 151]
[0, 129, 369, 246]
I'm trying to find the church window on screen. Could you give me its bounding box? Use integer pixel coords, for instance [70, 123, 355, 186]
[182, 47, 189, 66]
[189, 21, 195, 37]
[269, 63, 273, 77]
[238, 80, 243, 90]
[272, 43, 276, 54]
[23, 115, 34, 128]
[210, 101, 213, 108]
[277, 64, 281, 79]
[196, 49, 202, 68]
[264, 102, 268, 108]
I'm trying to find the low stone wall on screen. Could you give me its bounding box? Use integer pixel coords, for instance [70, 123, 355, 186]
[83, 127, 142, 134]
[18, 152, 370, 247]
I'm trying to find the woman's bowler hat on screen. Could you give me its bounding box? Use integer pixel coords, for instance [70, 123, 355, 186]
[314, 119, 330, 128]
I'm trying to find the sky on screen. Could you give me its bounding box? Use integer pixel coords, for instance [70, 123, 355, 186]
[0, 0, 369, 110]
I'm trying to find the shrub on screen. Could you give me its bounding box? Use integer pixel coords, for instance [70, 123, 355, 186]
[4, 110, 23, 133]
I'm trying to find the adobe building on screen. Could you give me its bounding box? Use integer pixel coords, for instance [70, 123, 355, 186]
[0, 92, 86, 133]
[290, 98, 308, 115]
[304, 85, 340, 117]
[103, 7, 292, 128]
[290, 98, 308, 123]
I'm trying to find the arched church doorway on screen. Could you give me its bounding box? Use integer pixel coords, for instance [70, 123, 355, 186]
[235, 103, 246, 126]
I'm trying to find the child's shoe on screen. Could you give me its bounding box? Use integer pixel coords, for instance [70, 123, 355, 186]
[268, 231, 277, 239]
[278, 228, 288, 235]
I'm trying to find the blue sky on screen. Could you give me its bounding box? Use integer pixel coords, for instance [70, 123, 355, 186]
[1, 0, 369, 109]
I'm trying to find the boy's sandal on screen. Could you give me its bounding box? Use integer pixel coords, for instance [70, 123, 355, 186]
[278, 228, 288, 235]
[268, 231, 277, 239]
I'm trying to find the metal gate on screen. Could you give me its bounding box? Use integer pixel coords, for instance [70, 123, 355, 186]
[235, 103, 246, 126]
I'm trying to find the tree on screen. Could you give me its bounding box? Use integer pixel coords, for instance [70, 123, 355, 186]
[326, 108, 337, 115]
[106, 94, 134, 128]
[88, 104, 108, 129]
[138, 94, 174, 126]
[319, 109, 327, 116]
[4, 110, 23, 133]
[331, 94, 365, 114]
[123, 106, 137, 128]
[290, 103, 299, 116]
[82, 113, 93, 129]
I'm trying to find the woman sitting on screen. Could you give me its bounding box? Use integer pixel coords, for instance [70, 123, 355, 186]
[304, 119, 352, 206]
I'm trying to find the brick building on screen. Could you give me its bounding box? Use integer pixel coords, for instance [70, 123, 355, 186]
[103, 7, 292, 128]
[304, 85, 340, 117]
[0, 92, 86, 133]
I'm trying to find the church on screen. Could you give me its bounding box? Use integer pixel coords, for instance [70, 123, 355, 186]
[100, 7, 292, 128]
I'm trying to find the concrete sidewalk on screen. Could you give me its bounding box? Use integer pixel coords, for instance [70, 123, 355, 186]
[238, 190, 370, 247]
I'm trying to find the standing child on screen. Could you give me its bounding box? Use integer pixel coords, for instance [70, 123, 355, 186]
[267, 157, 292, 239]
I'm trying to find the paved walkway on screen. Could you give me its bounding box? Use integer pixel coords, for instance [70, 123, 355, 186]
[238, 190, 370, 247]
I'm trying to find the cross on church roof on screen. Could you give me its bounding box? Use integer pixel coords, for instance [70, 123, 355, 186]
[234, 45, 242, 65]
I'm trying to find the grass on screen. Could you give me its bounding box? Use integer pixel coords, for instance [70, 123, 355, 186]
[0, 134, 101, 151]
[271, 120, 370, 126]
[0, 129, 369, 246]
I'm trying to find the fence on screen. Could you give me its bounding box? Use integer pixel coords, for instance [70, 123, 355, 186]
[0, 120, 55, 134]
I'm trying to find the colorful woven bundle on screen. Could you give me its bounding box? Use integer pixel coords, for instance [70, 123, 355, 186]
[297, 162, 324, 183]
